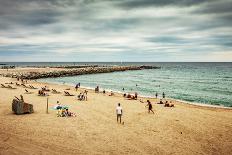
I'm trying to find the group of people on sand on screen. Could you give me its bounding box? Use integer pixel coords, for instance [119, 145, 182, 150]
[38, 86, 50, 96]
[77, 90, 88, 101]
[57, 108, 76, 117]
[55, 101, 76, 117]
[123, 92, 138, 100]
[157, 99, 174, 107]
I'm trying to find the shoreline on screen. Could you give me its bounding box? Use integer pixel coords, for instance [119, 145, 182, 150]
[38, 79, 232, 110]
[1, 66, 231, 110]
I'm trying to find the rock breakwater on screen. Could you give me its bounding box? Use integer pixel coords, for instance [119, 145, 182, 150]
[2, 65, 160, 80]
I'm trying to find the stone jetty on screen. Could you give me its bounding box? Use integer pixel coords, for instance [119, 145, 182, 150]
[2, 65, 160, 80]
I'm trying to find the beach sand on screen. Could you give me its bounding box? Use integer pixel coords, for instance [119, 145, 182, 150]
[0, 68, 232, 155]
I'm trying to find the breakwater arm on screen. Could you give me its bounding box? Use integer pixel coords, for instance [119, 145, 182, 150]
[2, 65, 160, 80]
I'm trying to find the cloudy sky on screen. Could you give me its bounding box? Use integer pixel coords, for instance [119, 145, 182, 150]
[0, 0, 232, 62]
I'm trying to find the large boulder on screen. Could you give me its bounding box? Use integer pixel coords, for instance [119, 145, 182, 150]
[12, 99, 34, 115]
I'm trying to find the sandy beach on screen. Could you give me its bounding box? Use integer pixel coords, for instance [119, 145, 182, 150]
[0, 68, 232, 155]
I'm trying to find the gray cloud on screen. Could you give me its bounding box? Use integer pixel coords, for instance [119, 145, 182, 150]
[116, 0, 211, 9]
[0, 0, 232, 62]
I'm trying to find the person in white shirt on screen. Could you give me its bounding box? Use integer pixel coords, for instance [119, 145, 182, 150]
[116, 103, 123, 123]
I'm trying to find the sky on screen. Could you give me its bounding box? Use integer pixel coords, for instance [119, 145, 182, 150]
[0, 0, 232, 62]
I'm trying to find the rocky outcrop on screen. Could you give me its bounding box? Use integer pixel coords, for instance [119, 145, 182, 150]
[12, 99, 34, 115]
[3, 65, 160, 80]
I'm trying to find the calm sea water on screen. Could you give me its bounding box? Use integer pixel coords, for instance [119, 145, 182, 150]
[2, 62, 232, 107]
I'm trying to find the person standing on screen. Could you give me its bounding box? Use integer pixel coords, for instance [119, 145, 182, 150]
[84, 90, 88, 101]
[155, 92, 158, 99]
[146, 100, 154, 114]
[162, 92, 165, 99]
[75, 84, 78, 91]
[116, 103, 123, 123]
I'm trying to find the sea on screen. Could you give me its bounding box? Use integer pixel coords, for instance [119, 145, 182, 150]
[1, 62, 232, 107]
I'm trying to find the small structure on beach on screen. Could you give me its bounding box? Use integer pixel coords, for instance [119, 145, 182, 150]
[12, 95, 34, 114]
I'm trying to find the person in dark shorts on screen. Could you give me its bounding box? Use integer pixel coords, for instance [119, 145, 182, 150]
[116, 103, 123, 123]
[146, 100, 154, 114]
[75, 84, 78, 91]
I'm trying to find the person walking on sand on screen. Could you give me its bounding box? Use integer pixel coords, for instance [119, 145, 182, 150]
[116, 103, 123, 123]
[162, 92, 165, 99]
[146, 100, 154, 114]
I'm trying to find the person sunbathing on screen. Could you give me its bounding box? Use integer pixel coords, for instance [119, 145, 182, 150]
[38, 90, 46, 96]
[57, 108, 76, 117]
[52, 89, 61, 94]
[126, 94, 137, 100]
[6, 85, 16, 89]
[157, 99, 164, 104]
[164, 101, 174, 107]
[64, 91, 74, 96]
[29, 85, 37, 89]
[42, 86, 50, 91]
[21, 84, 27, 87]
[64, 109, 76, 117]
[127, 94, 131, 98]
[109, 91, 114, 96]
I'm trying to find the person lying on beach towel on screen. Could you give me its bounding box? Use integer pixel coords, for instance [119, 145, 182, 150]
[64, 91, 74, 96]
[8, 85, 17, 89]
[1, 84, 17, 89]
[1, 84, 7, 88]
[109, 91, 114, 96]
[124, 93, 137, 100]
[29, 85, 38, 89]
[157, 99, 164, 104]
[52, 89, 61, 94]
[21, 84, 27, 87]
[5, 82, 13, 84]
[38, 90, 48, 96]
[164, 101, 174, 107]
